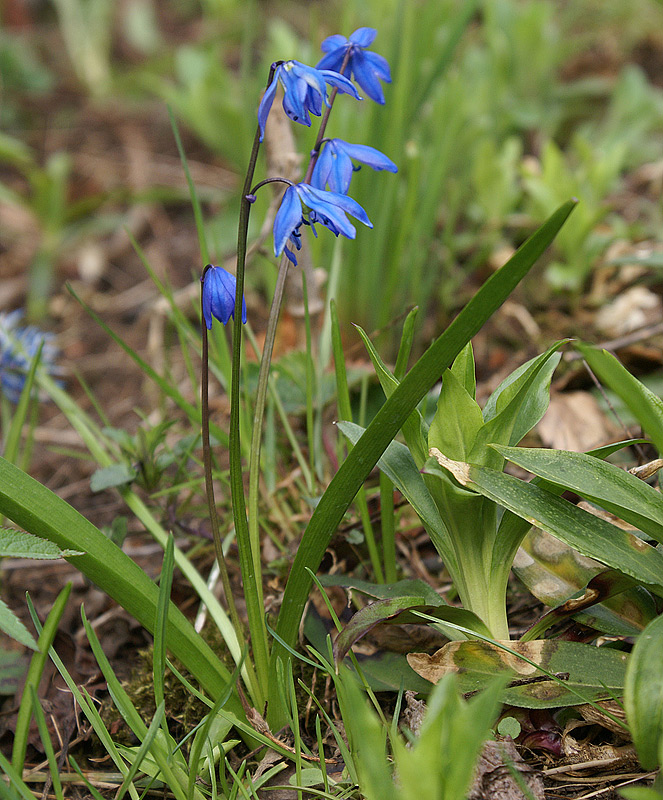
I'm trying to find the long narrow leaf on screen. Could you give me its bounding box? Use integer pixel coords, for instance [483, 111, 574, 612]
[0, 457, 243, 716]
[495, 445, 663, 543]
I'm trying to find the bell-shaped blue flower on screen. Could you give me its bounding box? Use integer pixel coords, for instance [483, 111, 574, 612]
[311, 138, 397, 194]
[258, 60, 361, 142]
[316, 28, 391, 104]
[273, 183, 372, 265]
[202, 265, 247, 328]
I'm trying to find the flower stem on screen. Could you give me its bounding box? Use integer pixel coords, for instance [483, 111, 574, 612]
[247, 252, 290, 598]
[227, 67, 277, 706]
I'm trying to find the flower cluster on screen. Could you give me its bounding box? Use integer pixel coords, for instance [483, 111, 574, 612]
[0, 311, 60, 403]
[202, 27, 396, 326]
[274, 183, 373, 265]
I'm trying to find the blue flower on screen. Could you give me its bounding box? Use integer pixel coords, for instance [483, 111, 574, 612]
[258, 60, 361, 142]
[316, 28, 391, 105]
[0, 311, 60, 404]
[273, 183, 373, 265]
[202, 265, 247, 328]
[311, 138, 397, 194]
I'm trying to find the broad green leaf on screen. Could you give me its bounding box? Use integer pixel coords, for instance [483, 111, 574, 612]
[496, 445, 663, 544]
[433, 453, 663, 595]
[521, 569, 642, 641]
[576, 343, 663, 455]
[514, 529, 657, 637]
[0, 599, 37, 650]
[0, 527, 82, 559]
[482, 342, 564, 421]
[90, 463, 138, 492]
[270, 199, 577, 727]
[408, 639, 628, 708]
[450, 341, 476, 398]
[338, 421, 456, 571]
[428, 368, 484, 460]
[625, 613, 663, 769]
[470, 343, 563, 469]
[333, 597, 491, 666]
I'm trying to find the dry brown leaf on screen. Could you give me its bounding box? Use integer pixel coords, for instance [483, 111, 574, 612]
[537, 391, 618, 452]
[467, 739, 544, 800]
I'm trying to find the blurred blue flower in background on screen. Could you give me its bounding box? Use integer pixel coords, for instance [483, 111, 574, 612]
[273, 182, 372, 265]
[311, 138, 397, 194]
[0, 311, 60, 403]
[202, 265, 247, 328]
[258, 60, 361, 141]
[316, 28, 391, 104]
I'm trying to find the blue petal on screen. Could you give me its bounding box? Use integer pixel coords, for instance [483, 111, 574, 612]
[284, 247, 298, 265]
[310, 142, 333, 190]
[320, 34, 348, 53]
[203, 266, 238, 327]
[349, 28, 377, 47]
[351, 50, 385, 104]
[328, 144, 354, 194]
[315, 50, 346, 73]
[301, 184, 373, 228]
[258, 71, 280, 142]
[334, 140, 397, 173]
[273, 186, 304, 256]
[291, 60, 328, 99]
[319, 69, 361, 99]
[363, 50, 391, 83]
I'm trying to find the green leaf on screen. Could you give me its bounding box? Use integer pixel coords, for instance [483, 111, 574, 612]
[91, 465, 139, 493]
[354, 324, 428, 467]
[0, 456, 242, 718]
[514, 529, 657, 637]
[270, 199, 577, 727]
[625, 613, 663, 769]
[496, 445, 663, 544]
[338, 421, 456, 572]
[317, 575, 442, 606]
[333, 597, 491, 666]
[408, 638, 628, 708]
[428, 368, 484, 460]
[576, 343, 663, 455]
[470, 343, 563, 468]
[434, 454, 663, 595]
[0, 527, 82, 559]
[0, 599, 37, 650]
[450, 342, 476, 398]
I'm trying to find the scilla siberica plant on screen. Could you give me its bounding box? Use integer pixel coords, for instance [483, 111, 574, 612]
[199, 30, 396, 710]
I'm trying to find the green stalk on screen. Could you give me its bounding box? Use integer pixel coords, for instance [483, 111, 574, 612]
[228, 77, 275, 703]
[247, 253, 290, 613]
[12, 583, 72, 773]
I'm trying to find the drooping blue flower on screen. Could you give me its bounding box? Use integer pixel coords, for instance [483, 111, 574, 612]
[202, 265, 247, 329]
[273, 183, 373, 265]
[0, 311, 60, 403]
[311, 138, 397, 194]
[316, 28, 391, 105]
[258, 60, 361, 142]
